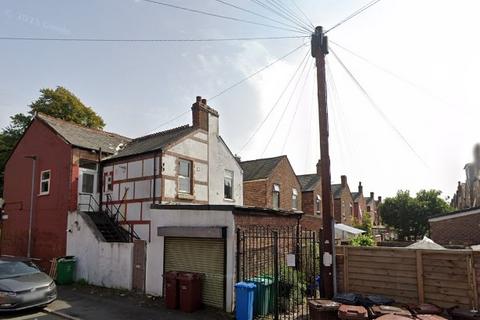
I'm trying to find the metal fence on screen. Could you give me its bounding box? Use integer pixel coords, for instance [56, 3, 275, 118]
[236, 226, 321, 320]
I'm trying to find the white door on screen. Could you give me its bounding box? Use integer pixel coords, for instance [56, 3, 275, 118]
[78, 168, 99, 212]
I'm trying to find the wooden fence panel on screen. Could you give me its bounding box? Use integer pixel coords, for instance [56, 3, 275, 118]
[338, 246, 477, 309]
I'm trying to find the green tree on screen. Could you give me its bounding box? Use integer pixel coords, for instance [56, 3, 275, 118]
[29, 87, 105, 129]
[379, 189, 452, 240]
[0, 87, 105, 195]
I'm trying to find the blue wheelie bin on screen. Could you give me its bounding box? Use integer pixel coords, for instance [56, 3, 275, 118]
[235, 282, 256, 320]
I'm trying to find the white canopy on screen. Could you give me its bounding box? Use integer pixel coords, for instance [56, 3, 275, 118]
[335, 223, 365, 235]
[407, 236, 445, 250]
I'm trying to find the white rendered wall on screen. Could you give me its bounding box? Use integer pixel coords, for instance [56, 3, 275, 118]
[66, 211, 134, 290]
[207, 114, 243, 205]
[146, 208, 236, 312]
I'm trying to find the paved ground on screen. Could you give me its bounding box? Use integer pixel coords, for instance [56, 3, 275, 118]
[1, 285, 231, 320]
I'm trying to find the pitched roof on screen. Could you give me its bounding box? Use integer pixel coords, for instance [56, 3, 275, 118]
[240, 156, 285, 181]
[106, 124, 195, 160]
[331, 184, 342, 198]
[297, 174, 320, 192]
[352, 192, 362, 202]
[365, 196, 374, 204]
[37, 113, 130, 154]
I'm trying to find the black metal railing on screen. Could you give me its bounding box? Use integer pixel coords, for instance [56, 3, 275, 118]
[78, 193, 140, 242]
[236, 226, 321, 320]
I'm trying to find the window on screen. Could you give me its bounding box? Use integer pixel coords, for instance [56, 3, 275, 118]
[272, 184, 280, 210]
[367, 206, 371, 212]
[39, 170, 51, 195]
[104, 172, 113, 192]
[178, 159, 192, 194]
[292, 188, 298, 210]
[224, 170, 234, 200]
[82, 173, 95, 194]
[316, 195, 321, 213]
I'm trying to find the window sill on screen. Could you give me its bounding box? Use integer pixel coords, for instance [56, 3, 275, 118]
[223, 198, 235, 202]
[38, 192, 50, 197]
[177, 193, 195, 200]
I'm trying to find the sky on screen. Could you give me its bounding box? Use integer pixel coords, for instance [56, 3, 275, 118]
[1, 0, 480, 200]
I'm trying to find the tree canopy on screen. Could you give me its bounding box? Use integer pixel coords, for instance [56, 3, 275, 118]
[379, 189, 452, 240]
[0, 86, 105, 195]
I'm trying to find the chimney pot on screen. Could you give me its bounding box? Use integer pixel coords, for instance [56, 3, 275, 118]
[358, 181, 363, 194]
[201, 98, 207, 105]
[316, 159, 322, 176]
[370, 192, 374, 199]
[196, 96, 202, 102]
[378, 196, 382, 202]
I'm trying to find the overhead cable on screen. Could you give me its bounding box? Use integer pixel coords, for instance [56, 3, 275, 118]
[140, 0, 307, 34]
[325, 0, 383, 34]
[238, 48, 310, 154]
[209, 42, 308, 100]
[330, 47, 427, 166]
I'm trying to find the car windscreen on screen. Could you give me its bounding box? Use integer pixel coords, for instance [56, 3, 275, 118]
[0, 261, 40, 279]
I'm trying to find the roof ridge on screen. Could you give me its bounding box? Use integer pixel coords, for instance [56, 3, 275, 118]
[240, 155, 286, 164]
[132, 124, 191, 142]
[297, 173, 317, 177]
[37, 112, 130, 140]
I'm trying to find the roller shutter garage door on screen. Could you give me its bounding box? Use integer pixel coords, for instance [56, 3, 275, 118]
[164, 237, 225, 309]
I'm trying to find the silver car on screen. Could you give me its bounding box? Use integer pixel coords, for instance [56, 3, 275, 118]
[0, 257, 57, 311]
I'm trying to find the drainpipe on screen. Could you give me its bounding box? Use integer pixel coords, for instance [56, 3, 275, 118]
[153, 151, 158, 205]
[25, 155, 37, 258]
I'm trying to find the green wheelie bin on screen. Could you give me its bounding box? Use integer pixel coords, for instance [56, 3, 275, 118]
[248, 276, 274, 316]
[56, 256, 76, 285]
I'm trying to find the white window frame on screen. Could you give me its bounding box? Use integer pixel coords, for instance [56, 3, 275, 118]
[292, 188, 298, 210]
[178, 159, 192, 194]
[272, 184, 280, 210]
[39, 170, 51, 195]
[224, 170, 234, 200]
[316, 195, 321, 213]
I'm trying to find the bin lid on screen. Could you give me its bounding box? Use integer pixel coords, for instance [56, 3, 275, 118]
[309, 299, 341, 310]
[247, 276, 274, 285]
[235, 282, 256, 289]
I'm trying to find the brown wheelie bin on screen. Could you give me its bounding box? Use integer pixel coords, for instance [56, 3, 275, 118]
[164, 271, 180, 309]
[309, 300, 341, 320]
[338, 305, 369, 320]
[178, 272, 203, 313]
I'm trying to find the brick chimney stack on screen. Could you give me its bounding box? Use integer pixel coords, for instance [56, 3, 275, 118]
[378, 196, 382, 203]
[192, 96, 219, 132]
[316, 159, 322, 176]
[358, 182, 363, 194]
[370, 192, 374, 199]
[341, 175, 347, 188]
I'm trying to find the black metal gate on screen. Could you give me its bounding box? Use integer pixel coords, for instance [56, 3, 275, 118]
[236, 226, 322, 320]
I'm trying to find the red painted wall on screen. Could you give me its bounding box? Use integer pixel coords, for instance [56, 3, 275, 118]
[2, 119, 72, 270]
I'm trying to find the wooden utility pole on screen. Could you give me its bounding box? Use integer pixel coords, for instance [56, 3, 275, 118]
[312, 26, 335, 298]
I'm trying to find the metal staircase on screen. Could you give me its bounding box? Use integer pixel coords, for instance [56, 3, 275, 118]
[79, 193, 139, 243]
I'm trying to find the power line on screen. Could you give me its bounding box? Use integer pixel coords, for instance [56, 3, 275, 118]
[209, 42, 307, 100]
[212, 0, 307, 34]
[288, 0, 315, 29]
[281, 60, 313, 153]
[261, 51, 311, 156]
[144, 42, 308, 135]
[250, 0, 311, 33]
[144, 110, 190, 135]
[265, 0, 313, 32]
[0, 35, 308, 43]
[329, 47, 427, 166]
[238, 48, 310, 154]
[325, 0, 383, 34]
[140, 0, 308, 34]
[329, 40, 449, 106]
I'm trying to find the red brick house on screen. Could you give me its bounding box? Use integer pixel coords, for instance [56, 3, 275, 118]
[352, 182, 367, 224]
[331, 175, 354, 225]
[429, 207, 480, 246]
[296, 160, 322, 230]
[240, 156, 301, 212]
[1, 113, 129, 268]
[364, 192, 382, 226]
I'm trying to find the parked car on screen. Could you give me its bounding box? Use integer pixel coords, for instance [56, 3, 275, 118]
[0, 257, 57, 311]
